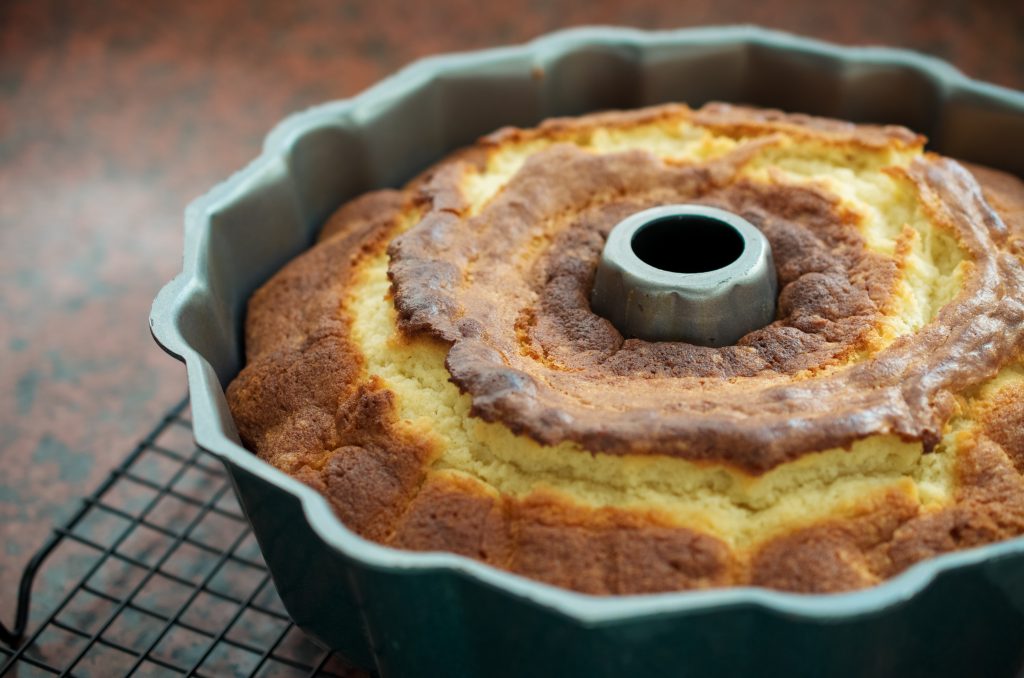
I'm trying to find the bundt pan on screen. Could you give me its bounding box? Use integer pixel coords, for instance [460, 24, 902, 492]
[150, 26, 1024, 678]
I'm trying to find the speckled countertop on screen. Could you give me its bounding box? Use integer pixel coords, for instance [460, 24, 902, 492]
[1, 0, 1022, 621]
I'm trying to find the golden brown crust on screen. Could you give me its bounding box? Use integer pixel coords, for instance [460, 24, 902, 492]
[392, 476, 736, 594]
[225, 188, 416, 470]
[226, 103, 1024, 595]
[750, 487, 920, 593]
[748, 435, 1024, 593]
[979, 384, 1024, 474]
[886, 436, 1024, 575]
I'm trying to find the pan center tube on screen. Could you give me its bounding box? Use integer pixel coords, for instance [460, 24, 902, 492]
[590, 204, 777, 346]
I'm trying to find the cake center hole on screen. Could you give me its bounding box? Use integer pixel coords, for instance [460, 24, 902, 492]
[630, 215, 745, 274]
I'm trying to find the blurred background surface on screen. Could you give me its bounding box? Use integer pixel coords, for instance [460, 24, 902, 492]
[1, 0, 1022, 618]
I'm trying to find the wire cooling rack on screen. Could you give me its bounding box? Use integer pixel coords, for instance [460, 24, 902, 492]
[0, 398, 367, 677]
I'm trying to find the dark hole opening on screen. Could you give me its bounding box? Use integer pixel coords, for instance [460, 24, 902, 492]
[630, 215, 745, 274]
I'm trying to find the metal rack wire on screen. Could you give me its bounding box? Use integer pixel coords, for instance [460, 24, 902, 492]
[0, 398, 366, 677]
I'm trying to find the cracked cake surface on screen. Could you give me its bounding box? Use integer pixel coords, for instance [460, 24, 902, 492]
[227, 103, 1024, 594]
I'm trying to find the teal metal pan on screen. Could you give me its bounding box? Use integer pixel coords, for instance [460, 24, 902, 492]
[149, 26, 1024, 678]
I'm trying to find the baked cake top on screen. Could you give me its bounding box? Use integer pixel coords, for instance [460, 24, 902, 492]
[227, 103, 1024, 594]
